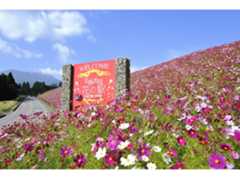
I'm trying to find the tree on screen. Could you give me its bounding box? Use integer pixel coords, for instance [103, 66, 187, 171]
[0, 73, 18, 100]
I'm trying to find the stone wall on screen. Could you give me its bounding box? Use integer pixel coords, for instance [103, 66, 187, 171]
[61, 64, 73, 111]
[116, 58, 130, 97]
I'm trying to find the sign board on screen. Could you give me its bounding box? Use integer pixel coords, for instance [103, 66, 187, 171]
[72, 60, 116, 110]
[61, 58, 130, 112]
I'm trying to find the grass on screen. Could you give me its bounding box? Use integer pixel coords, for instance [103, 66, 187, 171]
[0, 100, 18, 114]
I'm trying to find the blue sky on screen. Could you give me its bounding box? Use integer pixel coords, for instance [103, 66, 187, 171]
[0, 10, 240, 79]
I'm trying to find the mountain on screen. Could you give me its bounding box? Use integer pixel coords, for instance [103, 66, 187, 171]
[0, 69, 60, 86]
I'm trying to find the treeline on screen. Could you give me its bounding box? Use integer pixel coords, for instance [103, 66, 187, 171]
[0, 73, 59, 101]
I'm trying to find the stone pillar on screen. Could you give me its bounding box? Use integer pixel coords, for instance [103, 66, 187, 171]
[61, 64, 73, 112]
[116, 57, 130, 97]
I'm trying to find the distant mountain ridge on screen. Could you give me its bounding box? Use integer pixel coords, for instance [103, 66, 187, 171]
[0, 69, 60, 86]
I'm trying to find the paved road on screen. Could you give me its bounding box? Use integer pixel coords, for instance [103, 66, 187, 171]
[0, 96, 51, 127]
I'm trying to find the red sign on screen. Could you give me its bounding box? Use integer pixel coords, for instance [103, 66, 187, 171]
[72, 60, 116, 110]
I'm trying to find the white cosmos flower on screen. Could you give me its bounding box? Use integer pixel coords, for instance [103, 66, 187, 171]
[224, 115, 232, 121]
[226, 163, 234, 169]
[185, 125, 192, 130]
[119, 123, 130, 130]
[120, 154, 137, 167]
[195, 104, 202, 112]
[200, 102, 208, 108]
[152, 146, 162, 153]
[141, 155, 149, 162]
[95, 147, 106, 160]
[118, 140, 130, 150]
[16, 153, 25, 161]
[226, 120, 234, 126]
[146, 162, 157, 170]
[162, 153, 172, 164]
[144, 130, 154, 136]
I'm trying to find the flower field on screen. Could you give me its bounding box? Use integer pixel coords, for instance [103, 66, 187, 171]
[0, 40, 240, 169]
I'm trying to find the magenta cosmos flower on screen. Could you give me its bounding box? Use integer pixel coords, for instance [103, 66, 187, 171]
[104, 150, 120, 167]
[23, 143, 34, 153]
[170, 161, 185, 169]
[177, 136, 187, 146]
[220, 144, 232, 152]
[234, 130, 240, 142]
[74, 154, 87, 168]
[208, 152, 226, 169]
[137, 143, 152, 160]
[187, 129, 198, 138]
[60, 146, 73, 158]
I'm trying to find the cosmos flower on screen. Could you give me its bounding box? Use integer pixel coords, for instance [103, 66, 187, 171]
[107, 135, 120, 151]
[224, 115, 232, 121]
[74, 154, 87, 168]
[104, 151, 120, 167]
[187, 129, 198, 138]
[120, 154, 137, 167]
[208, 152, 226, 169]
[231, 151, 240, 160]
[167, 149, 177, 158]
[91, 137, 105, 153]
[162, 153, 172, 164]
[16, 153, 25, 161]
[170, 161, 185, 169]
[184, 115, 198, 125]
[177, 136, 187, 146]
[38, 149, 45, 161]
[144, 130, 154, 136]
[146, 162, 157, 170]
[226, 163, 234, 169]
[23, 143, 34, 153]
[220, 144, 232, 151]
[117, 140, 130, 150]
[137, 143, 152, 160]
[119, 123, 130, 130]
[129, 124, 138, 134]
[152, 146, 162, 153]
[234, 130, 240, 142]
[60, 146, 73, 158]
[95, 147, 107, 160]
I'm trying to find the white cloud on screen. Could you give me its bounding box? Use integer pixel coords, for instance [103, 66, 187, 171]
[40, 67, 62, 79]
[53, 42, 75, 63]
[0, 11, 92, 42]
[0, 37, 42, 59]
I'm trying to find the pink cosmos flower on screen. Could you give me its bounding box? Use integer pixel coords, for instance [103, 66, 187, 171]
[167, 149, 177, 158]
[208, 152, 226, 169]
[106, 134, 120, 151]
[233, 130, 240, 142]
[38, 149, 45, 161]
[231, 151, 240, 160]
[60, 146, 73, 158]
[177, 136, 187, 146]
[184, 115, 198, 125]
[74, 154, 87, 168]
